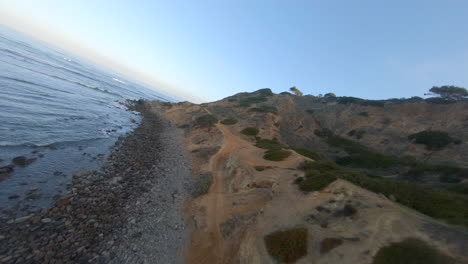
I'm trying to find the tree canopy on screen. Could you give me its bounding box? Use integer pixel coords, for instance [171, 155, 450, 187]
[324, 93, 336, 98]
[289, 86, 303, 96]
[429, 86, 467, 100]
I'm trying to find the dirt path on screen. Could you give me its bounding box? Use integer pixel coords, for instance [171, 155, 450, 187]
[188, 121, 308, 263]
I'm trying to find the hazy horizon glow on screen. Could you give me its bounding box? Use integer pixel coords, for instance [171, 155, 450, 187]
[1, 0, 468, 102]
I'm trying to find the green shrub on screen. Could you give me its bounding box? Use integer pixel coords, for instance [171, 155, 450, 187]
[372, 238, 454, 264]
[191, 172, 213, 198]
[256, 138, 283, 150]
[408, 130, 459, 150]
[220, 118, 238, 125]
[327, 135, 402, 168]
[358, 111, 369, 117]
[298, 171, 336, 192]
[238, 96, 268, 107]
[336, 97, 385, 107]
[264, 227, 308, 263]
[249, 105, 278, 114]
[293, 148, 323, 160]
[299, 160, 468, 227]
[314, 128, 334, 138]
[195, 114, 218, 127]
[439, 174, 462, 183]
[306, 109, 314, 114]
[241, 127, 259, 136]
[264, 149, 292, 161]
[178, 124, 189, 129]
[448, 183, 468, 195]
[425, 97, 456, 104]
[254, 165, 272, 171]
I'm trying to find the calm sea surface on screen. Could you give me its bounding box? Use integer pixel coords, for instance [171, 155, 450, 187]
[0, 26, 173, 218]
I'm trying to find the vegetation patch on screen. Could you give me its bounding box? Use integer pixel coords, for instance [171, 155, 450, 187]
[448, 183, 468, 195]
[408, 130, 459, 150]
[191, 172, 213, 198]
[195, 114, 218, 127]
[249, 105, 278, 114]
[298, 160, 468, 227]
[297, 168, 336, 193]
[264, 227, 308, 263]
[254, 165, 273, 171]
[305, 109, 314, 114]
[293, 148, 323, 161]
[372, 238, 454, 264]
[264, 149, 292, 161]
[256, 138, 283, 150]
[241, 127, 259, 136]
[336, 96, 385, 107]
[358, 111, 369, 117]
[320, 238, 343, 254]
[220, 118, 238, 125]
[326, 135, 401, 168]
[314, 128, 334, 138]
[237, 88, 273, 107]
[177, 124, 189, 129]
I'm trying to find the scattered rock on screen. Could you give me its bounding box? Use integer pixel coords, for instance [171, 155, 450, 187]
[8, 214, 34, 224]
[8, 195, 19, 200]
[41, 218, 52, 223]
[12, 156, 36, 167]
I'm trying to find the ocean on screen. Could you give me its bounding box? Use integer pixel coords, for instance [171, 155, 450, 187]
[0, 25, 172, 218]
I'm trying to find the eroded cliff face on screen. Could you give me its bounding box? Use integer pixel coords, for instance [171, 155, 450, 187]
[154, 91, 468, 264]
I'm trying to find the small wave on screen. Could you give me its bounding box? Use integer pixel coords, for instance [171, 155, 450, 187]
[112, 78, 126, 84]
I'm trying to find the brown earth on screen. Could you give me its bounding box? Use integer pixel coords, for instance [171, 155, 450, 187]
[155, 95, 468, 264]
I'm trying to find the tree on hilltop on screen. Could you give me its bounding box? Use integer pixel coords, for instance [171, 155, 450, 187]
[429, 85, 467, 100]
[289, 86, 303, 96]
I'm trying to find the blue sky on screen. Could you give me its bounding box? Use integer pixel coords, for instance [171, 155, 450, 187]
[1, 0, 468, 102]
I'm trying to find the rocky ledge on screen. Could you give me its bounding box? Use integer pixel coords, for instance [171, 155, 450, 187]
[0, 101, 192, 264]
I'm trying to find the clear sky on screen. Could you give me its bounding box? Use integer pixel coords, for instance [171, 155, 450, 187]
[1, 0, 467, 102]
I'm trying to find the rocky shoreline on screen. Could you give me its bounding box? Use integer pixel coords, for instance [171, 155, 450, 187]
[0, 101, 192, 264]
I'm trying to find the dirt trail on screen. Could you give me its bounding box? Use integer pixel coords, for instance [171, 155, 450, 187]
[188, 121, 306, 263]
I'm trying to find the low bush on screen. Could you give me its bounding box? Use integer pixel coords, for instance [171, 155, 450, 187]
[220, 118, 238, 125]
[264, 149, 292, 161]
[327, 135, 402, 168]
[425, 97, 457, 104]
[298, 160, 468, 227]
[256, 138, 283, 150]
[264, 227, 308, 263]
[372, 238, 454, 264]
[408, 130, 459, 150]
[195, 114, 218, 127]
[177, 124, 189, 129]
[358, 111, 369, 117]
[241, 127, 259, 136]
[191, 172, 213, 198]
[448, 183, 468, 195]
[237, 89, 273, 107]
[306, 109, 314, 114]
[298, 171, 336, 192]
[293, 148, 323, 160]
[254, 165, 273, 171]
[314, 128, 334, 138]
[336, 96, 385, 107]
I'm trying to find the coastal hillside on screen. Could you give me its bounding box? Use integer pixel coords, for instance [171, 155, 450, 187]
[155, 88, 468, 263]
